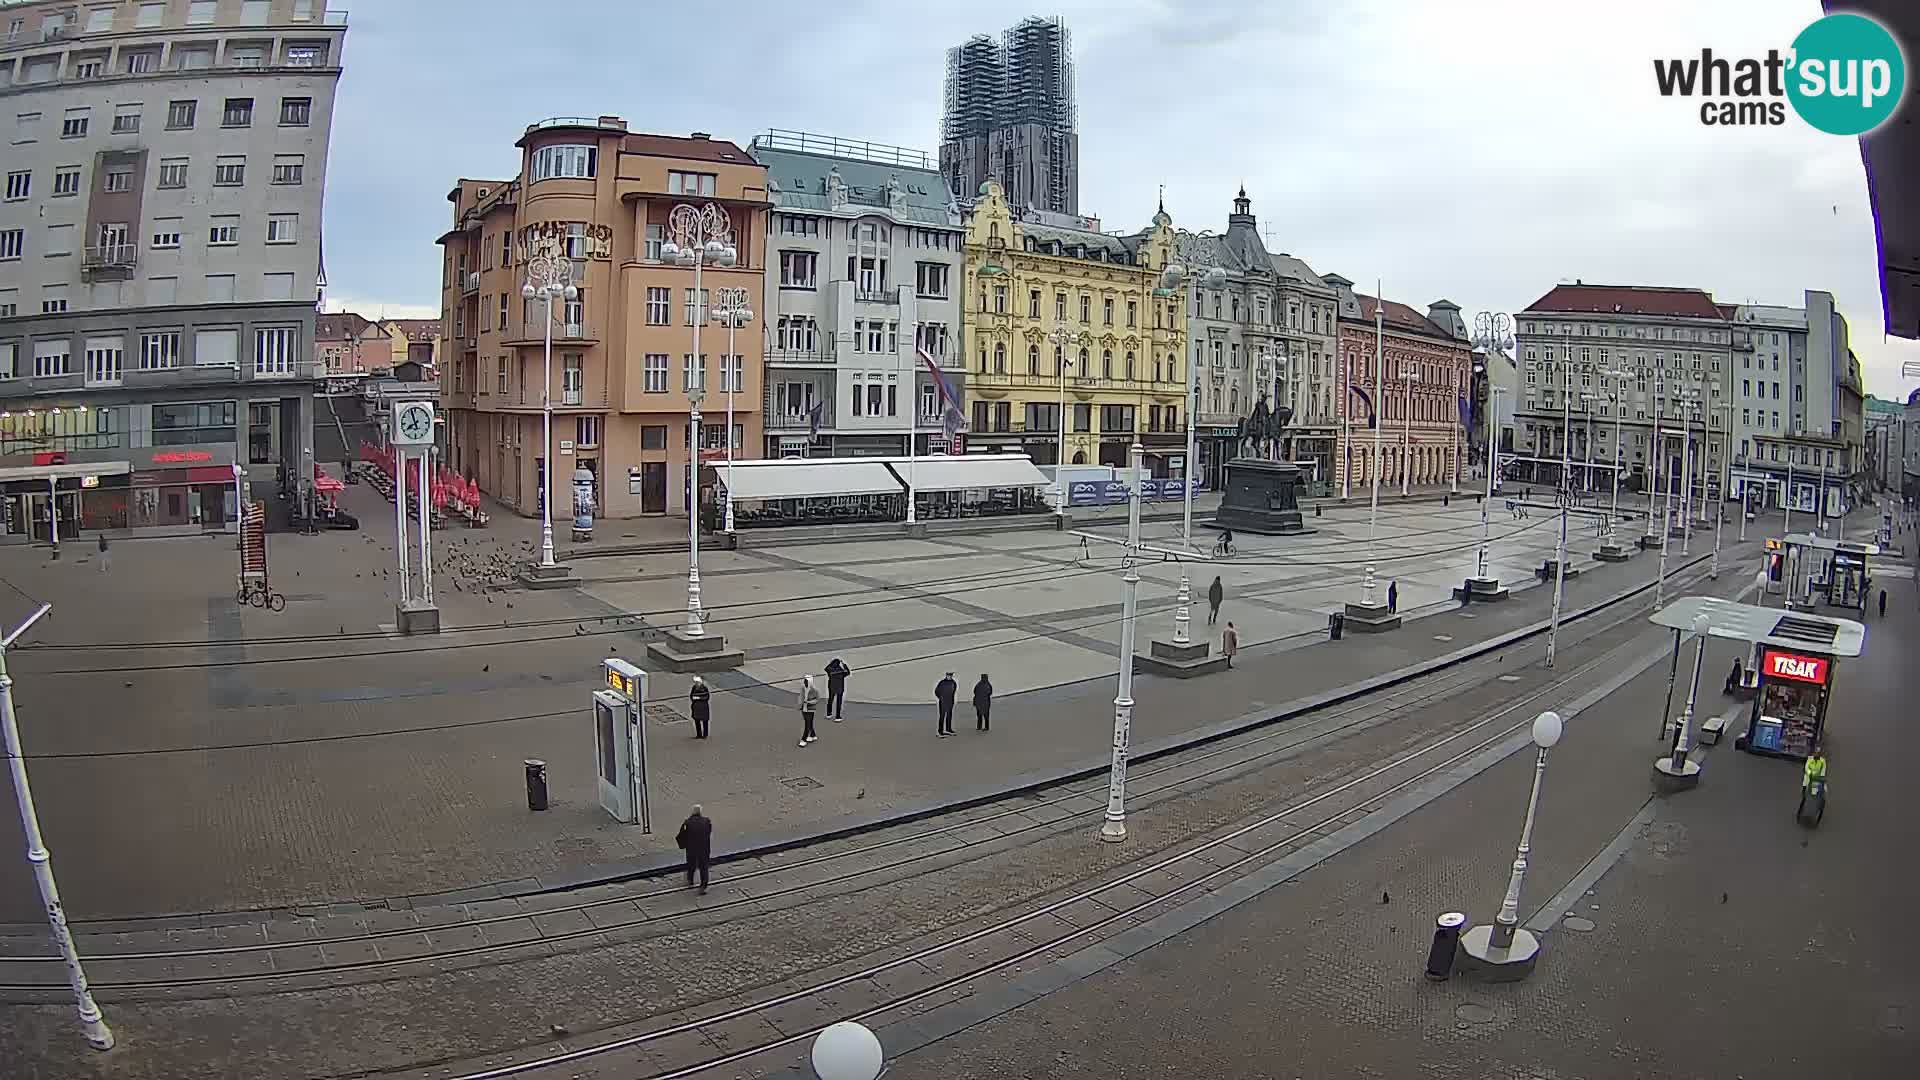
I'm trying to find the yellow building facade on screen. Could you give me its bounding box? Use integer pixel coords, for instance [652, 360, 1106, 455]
[960, 181, 1190, 472]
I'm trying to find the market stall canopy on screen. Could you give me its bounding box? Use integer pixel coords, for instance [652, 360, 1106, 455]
[1650, 597, 1865, 658]
[1782, 533, 1881, 556]
[0, 461, 133, 483]
[889, 454, 1050, 492]
[720, 459, 904, 500]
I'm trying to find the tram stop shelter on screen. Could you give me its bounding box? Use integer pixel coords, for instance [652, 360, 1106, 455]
[1781, 533, 1881, 613]
[1652, 596, 1865, 762]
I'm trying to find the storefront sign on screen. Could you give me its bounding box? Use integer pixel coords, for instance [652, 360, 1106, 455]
[1762, 649, 1829, 685]
[1067, 478, 1202, 506]
[151, 451, 214, 464]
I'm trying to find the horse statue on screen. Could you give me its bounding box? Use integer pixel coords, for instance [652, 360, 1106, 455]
[1236, 395, 1295, 460]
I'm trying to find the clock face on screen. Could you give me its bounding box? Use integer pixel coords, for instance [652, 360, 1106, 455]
[398, 404, 433, 442]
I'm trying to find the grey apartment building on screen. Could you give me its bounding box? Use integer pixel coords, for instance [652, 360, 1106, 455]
[1728, 291, 1862, 517]
[750, 130, 967, 458]
[1511, 284, 1733, 511]
[0, 0, 342, 538]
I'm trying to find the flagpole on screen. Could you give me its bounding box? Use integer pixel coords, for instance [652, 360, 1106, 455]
[1366, 279, 1383, 607]
[905, 340, 916, 526]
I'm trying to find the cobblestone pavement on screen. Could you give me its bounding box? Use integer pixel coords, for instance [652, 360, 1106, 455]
[863, 536, 1919, 1080]
[0, 551, 1727, 1080]
[0, 486, 1767, 921]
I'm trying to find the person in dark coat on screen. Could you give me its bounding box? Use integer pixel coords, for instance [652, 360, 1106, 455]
[96, 532, 111, 574]
[972, 674, 994, 732]
[1879, 588, 1887, 617]
[1387, 579, 1399, 613]
[688, 676, 711, 739]
[824, 657, 850, 721]
[1723, 658, 1742, 696]
[675, 805, 713, 894]
[934, 672, 958, 737]
[1207, 576, 1224, 625]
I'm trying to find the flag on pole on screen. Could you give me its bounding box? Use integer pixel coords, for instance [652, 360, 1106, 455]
[807, 400, 825, 439]
[1349, 385, 1377, 428]
[1458, 394, 1473, 430]
[919, 347, 968, 436]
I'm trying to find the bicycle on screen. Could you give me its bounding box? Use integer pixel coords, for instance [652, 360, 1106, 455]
[236, 579, 287, 611]
[1211, 535, 1235, 558]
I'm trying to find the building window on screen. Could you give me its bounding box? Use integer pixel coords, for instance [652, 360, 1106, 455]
[153, 400, 236, 444]
[285, 44, 323, 67]
[779, 250, 817, 288]
[271, 154, 304, 185]
[645, 287, 669, 326]
[222, 98, 253, 127]
[254, 327, 299, 376]
[3, 171, 26, 201]
[51, 167, 80, 196]
[278, 97, 312, 126]
[102, 166, 131, 192]
[1055, 293, 1067, 322]
[61, 108, 89, 138]
[1080, 295, 1091, 323]
[530, 144, 596, 181]
[165, 100, 197, 130]
[683, 353, 705, 393]
[157, 158, 187, 188]
[917, 262, 950, 299]
[150, 218, 181, 248]
[667, 170, 716, 196]
[266, 213, 297, 244]
[644, 223, 663, 260]
[208, 217, 239, 245]
[682, 288, 708, 326]
[111, 105, 141, 134]
[213, 156, 245, 185]
[0, 229, 22, 260]
[498, 294, 508, 330]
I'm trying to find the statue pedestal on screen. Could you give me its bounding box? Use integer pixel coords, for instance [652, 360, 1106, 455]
[1211, 459, 1314, 536]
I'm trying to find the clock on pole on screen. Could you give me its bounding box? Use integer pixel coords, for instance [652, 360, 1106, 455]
[394, 402, 435, 447]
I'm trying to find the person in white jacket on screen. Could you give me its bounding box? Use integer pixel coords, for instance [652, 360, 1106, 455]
[798, 675, 820, 747]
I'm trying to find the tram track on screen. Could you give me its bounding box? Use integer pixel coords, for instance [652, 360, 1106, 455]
[389, 591, 1680, 1080]
[0, 560, 1714, 1001]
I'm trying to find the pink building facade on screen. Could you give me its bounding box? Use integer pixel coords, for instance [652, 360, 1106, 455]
[1324, 274, 1473, 494]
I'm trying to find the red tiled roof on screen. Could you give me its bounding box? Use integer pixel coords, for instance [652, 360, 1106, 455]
[1355, 294, 1453, 341]
[316, 312, 372, 340]
[620, 133, 759, 166]
[1524, 284, 1725, 320]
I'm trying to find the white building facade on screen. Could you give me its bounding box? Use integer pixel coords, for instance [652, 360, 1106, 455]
[750, 131, 966, 458]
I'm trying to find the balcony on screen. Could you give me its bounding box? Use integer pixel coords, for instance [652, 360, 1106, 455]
[765, 410, 830, 432]
[461, 271, 480, 295]
[853, 286, 900, 306]
[503, 321, 598, 347]
[766, 346, 836, 366]
[82, 243, 138, 281]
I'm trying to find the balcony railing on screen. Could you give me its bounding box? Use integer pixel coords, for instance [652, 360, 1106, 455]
[82, 243, 138, 272]
[766, 346, 836, 365]
[765, 411, 830, 432]
[461, 271, 480, 294]
[853, 286, 900, 306]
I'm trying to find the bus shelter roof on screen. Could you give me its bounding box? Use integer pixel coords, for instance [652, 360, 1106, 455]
[1650, 596, 1865, 657]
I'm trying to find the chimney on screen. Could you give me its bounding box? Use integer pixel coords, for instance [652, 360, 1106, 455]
[690, 131, 711, 140]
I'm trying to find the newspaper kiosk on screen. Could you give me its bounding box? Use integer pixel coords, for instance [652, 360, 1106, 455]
[1781, 533, 1880, 614]
[1652, 599, 1864, 762]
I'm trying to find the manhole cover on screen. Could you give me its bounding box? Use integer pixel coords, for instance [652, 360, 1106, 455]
[1453, 1002, 1497, 1024]
[779, 776, 823, 790]
[646, 704, 685, 725]
[1562, 916, 1597, 932]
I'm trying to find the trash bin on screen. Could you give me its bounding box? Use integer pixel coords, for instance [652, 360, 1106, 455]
[524, 759, 549, 812]
[1329, 611, 1345, 640]
[1426, 911, 1467, 980]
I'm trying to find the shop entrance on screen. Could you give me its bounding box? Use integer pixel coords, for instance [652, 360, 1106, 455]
[639, 462, 667, 514]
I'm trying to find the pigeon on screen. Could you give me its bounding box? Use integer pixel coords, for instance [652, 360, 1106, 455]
[1380, 890, 1390, 905]
[855, 788, 866, 800]
[482, 664, 489, 672]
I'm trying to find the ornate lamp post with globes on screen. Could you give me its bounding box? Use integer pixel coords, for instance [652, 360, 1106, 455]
[711, 286, 753, 534]
[521, 253, 575, 574]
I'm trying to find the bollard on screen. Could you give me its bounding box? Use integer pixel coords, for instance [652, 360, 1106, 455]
[1328, 611, 1344, 641]
[1443, 494, 1450, 508]
[524, 759, 549, 812]
[1315, 503, 1323, 517]
[1426, 911, 1467, 980]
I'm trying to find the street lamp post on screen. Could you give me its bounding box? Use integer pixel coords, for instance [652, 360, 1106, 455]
[1161, 249, 1226, 653]
[1470, 312, 1513, 591]
[1101, 442, 1146, 843]
[1710, 403, 1731, 578]
[1653, 613, 1711, 790]
[1047, 325, 1075, 510]
[1476, 386, 1505, 583]
[662, 202, 739, 640]
[1460, 709, 1563, 978]
[2, 604, 115, 1051]
[1364, 281, 1385, 607]
[711, 286, 752, 534]
[520, 255, 576, 569]
[1678, 394, 1699, 556]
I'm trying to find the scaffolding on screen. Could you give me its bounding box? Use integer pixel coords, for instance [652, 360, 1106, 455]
[938, 16, 1078, 215]
[942, 34, 1004, 142]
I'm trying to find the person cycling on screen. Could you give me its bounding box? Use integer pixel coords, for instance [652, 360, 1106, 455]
[1213, 528, 1235, 557]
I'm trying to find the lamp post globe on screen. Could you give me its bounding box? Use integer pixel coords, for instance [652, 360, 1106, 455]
[809, 1021, 884, 1080]
[1532, 709, 1563, 749]
[520, 283, 536, 300]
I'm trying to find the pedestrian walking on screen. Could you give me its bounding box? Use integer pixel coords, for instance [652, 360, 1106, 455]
[675, 805, 713, 894]
[934, 672, 958, 737]
[1723, 658, 1743, 696]
[1387, 580, 1399, 613]
[798, 675, 820, 747]
[1222, 621, 1239, 668]
[972, 674, 994, 732]
[824, 657, 850, 721]
[96, 532, 110, 573]
[1207, 575, 1224, 625]
[688, 676, 711, 739]
[1878, 588, 1886, 618]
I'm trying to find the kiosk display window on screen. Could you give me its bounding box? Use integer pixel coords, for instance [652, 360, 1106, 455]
[1750, 648, 1831, 757]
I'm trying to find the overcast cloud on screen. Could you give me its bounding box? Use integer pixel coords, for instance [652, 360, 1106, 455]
[320, 0, 1919, 399]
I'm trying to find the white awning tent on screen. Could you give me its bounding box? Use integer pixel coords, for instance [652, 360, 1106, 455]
[0, 461, 133, 484]
[718, 459, 902, 501]
[1782, 533, 1881, 557]
[887, 454, 1050, 492]
[1650, 596, 1866, 657]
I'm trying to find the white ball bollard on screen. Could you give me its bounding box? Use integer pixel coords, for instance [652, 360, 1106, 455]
[811, 1020, 885, 1080]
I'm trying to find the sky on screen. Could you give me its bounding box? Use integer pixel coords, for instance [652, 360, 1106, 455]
[318, 0, 1920, 401]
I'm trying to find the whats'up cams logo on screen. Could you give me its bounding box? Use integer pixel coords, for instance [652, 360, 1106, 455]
[1654, 12, 1907, 134]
